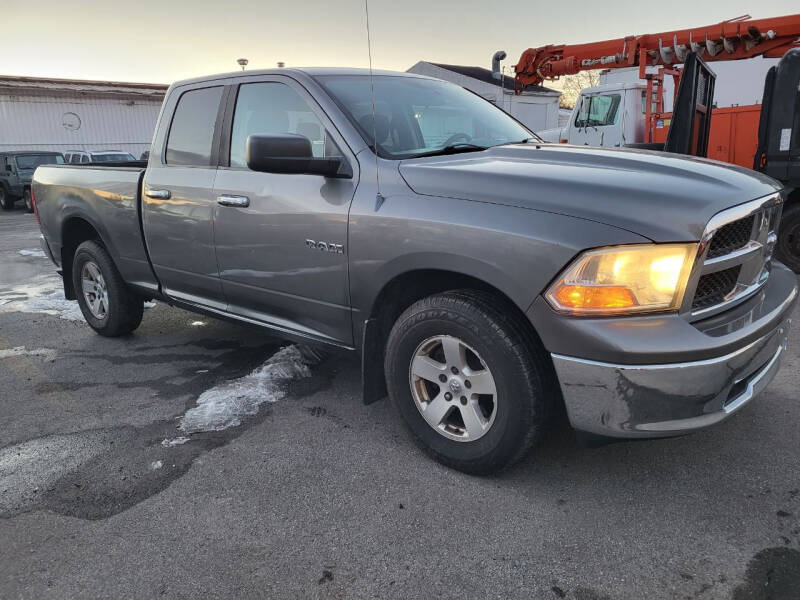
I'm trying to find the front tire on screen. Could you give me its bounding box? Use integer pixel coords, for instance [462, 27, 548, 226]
[776, 203, 800, 273]
[384, 290, 552, 474]
[72, 240, 143, 336]
[23, 189, 33, 213]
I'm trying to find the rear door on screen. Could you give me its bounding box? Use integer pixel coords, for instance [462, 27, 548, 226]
[142, 84, 227, 309]
[211, 76, 358, 345]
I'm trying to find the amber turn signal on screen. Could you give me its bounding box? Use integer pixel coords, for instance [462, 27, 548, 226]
[552, 284, 637, 310]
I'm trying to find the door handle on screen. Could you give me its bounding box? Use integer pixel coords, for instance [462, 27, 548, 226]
[145, 188, 171, 200]
[217, 195, 250, 208]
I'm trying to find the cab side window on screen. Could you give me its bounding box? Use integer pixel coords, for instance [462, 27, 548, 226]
[165, 86, 224, 166]
[229, 82, 341, 169]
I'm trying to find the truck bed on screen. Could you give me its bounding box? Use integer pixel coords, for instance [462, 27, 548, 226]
[34, 163, 159, 296]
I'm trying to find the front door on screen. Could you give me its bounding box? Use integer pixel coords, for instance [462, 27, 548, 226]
[143, 85, 226, 309]
[212, 78, 357, 345]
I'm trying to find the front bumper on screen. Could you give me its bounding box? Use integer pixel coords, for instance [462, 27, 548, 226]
[542, 264, 798, 438]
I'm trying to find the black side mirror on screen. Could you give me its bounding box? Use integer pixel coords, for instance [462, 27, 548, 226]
[246, 134, 351, 178]
[5, 164, 12, 172]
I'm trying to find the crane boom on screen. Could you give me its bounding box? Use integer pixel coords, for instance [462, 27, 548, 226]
[514, 13, 800, 90]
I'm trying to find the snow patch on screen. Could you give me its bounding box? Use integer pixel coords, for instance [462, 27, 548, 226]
[175, 344, 323, 435]
[0, 278, 82, 320]
[161, 436, 190, 447]
[18, 248, 46, 258]
[0, 346, 57, 361]
[0, 278, 157, 321]
[25, 290, 86, 321]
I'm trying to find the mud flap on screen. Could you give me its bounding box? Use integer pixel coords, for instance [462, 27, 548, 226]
[361, 318, 387, 405]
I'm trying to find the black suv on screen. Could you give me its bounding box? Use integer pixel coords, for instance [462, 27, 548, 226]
[0, 151, 64, 212]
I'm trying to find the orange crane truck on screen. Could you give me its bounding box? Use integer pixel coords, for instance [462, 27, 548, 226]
[513, 14, 800, 271]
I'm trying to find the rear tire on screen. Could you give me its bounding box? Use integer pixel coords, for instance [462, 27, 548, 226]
[776, 203, 800, 274]
[0, 186, 13, 210]
[384, 290, 552, 475]
[23, 189, 33, 213]
[72, 240, 143, 336]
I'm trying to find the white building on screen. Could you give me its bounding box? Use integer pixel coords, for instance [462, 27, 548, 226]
[407, 62, 560, 132]
[598, 56, 780, 112]
[0, 75, 167, 159]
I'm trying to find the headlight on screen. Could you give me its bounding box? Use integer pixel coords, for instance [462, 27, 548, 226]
[546, 243, 697, 315]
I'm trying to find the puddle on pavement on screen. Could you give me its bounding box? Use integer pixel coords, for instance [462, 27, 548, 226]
[0, 345, 338, 520]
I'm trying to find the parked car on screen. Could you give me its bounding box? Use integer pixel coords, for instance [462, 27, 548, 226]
[63, 150, 137, 164]
[32, 68, 797, 474]
[0, 151, 64, 212]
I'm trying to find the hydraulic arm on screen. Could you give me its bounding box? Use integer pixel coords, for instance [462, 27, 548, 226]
[514, 14, 800, 91]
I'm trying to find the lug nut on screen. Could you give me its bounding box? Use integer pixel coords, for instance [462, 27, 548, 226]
[464, 380, 471, 389]
[451, 367, 459, 374]
[460, 396, 467, 405]
[439, 374, 447, 383]
[444, 392, 453, 401]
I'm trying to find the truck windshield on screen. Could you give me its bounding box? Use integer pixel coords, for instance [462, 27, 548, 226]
[317, 75, 536, 159]
[91, 153, 136, 163]
[15, 154, 64, 169]
[574, 94, 621, 128]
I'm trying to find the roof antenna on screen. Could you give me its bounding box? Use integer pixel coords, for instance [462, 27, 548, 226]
[364, 0, 385, 210]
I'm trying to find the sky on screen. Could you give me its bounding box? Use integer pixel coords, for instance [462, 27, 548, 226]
[5, 0, 799, 84]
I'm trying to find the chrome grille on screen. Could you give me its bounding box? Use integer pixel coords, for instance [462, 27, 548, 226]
[692, 266, 741, 310]
[684, 194, 782, 319]
[706, 215, 755, 259]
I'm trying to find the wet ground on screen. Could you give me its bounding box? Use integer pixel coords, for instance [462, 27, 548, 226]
[1, 207, 799, 599]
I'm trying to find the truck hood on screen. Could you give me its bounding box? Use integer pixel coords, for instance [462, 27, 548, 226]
[398, 144, 782, 241]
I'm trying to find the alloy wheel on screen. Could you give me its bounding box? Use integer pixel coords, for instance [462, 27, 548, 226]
[408, 335, 498, 442]
[81, 261, 109, 319]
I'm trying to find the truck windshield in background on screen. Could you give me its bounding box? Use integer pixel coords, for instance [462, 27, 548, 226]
[90, 153, 136, 163]
[574, 94, 622, 128]
[317, 75, 537, 159]
[15, 154, 64, 169]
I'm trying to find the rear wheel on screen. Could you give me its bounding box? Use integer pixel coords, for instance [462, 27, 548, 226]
[23, 189, 33, 213]
[0, 186, 13, 210]
[776, 203, 800, 273]
[72, 240, 143, 336]
[384, 290, 552, 474]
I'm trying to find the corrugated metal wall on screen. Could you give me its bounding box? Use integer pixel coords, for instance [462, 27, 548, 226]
[0, 92, 162, 158]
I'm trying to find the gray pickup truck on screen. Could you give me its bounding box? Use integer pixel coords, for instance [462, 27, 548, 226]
[32, 68, 798, 473]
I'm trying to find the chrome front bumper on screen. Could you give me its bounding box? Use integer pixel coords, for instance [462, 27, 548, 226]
[552, 317, 791, 438]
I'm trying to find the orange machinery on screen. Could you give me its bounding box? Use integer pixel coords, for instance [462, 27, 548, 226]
[514, 14, 800, 169]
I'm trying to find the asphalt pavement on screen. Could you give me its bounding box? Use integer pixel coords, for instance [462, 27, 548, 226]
[1, 206, 799, 599]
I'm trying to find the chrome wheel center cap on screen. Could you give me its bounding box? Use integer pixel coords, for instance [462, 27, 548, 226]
[448, 379, 462, 394]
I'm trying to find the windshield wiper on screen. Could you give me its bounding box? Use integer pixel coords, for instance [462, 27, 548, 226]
[409, 143, 489, 159]
[495, 137, 538, 147]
